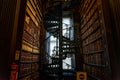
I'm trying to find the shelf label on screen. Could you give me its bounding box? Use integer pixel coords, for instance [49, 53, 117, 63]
[77, 72, 87, 80]
[15, 50, 20, 60]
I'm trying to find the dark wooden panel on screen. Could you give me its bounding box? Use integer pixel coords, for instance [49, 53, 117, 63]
[108, 0, 120, 79]
[0, 0, 18, 79]
[0, 0, 3, 15]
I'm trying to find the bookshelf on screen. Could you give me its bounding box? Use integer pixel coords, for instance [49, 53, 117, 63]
[79, 0, 110, 80]
[18, 0, 43, 80]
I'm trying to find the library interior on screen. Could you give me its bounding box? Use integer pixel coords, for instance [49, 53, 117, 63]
[0, 0, 120, 80]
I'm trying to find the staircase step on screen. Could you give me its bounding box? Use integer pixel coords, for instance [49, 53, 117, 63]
[44, 16, 59, 21]
[46, 23, 59, 28]
[62, 52, 75, 54]
[62, 36, 70, 40]
[62, 47, 76, 50]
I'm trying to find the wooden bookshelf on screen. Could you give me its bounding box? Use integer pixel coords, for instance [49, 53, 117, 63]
[79, 0, 111, 80]
[18, 0, 43, 79]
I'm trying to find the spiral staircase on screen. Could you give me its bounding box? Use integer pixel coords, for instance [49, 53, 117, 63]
[40, 0, 80, 80]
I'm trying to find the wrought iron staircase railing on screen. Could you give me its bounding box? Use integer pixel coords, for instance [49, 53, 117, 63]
[40, 1, 79, 80]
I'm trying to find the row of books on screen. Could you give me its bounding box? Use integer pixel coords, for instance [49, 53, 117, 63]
[32, 63, 39, 71]
[20, 51, 32, 62]
[19, 75, 31, 80]
[83, 64, 104, 79]
[19, 71, 39, 80]
[24, 15, 40, 38]
[31, 72, 39, 80]
[19, 63, 39, 78]
[24, 16, 40, 47]
[22, 31, 39, 48]
[22, 32, 40, 49]
[82, 38, 103, 53]
[19, 64, 31, 77]
[22, 30, 34, 45]
[83, 53, 103, 64]
[82, 21, 101, 47]
[32, 55, 39, 62]
[29, 0, 43, 23]
[20, 51, 39, 62]
[81, 11, 99, 40]
[80, 0, 97, 27]
[85, 0, 97, 21]
[22, 40, 39, 53]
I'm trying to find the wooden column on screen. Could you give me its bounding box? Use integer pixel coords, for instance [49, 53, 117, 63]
[107, 0, 120, 79]
[0, 0, 25, 79]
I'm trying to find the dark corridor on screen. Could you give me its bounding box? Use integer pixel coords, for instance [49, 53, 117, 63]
[0, 0, 120, 80]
